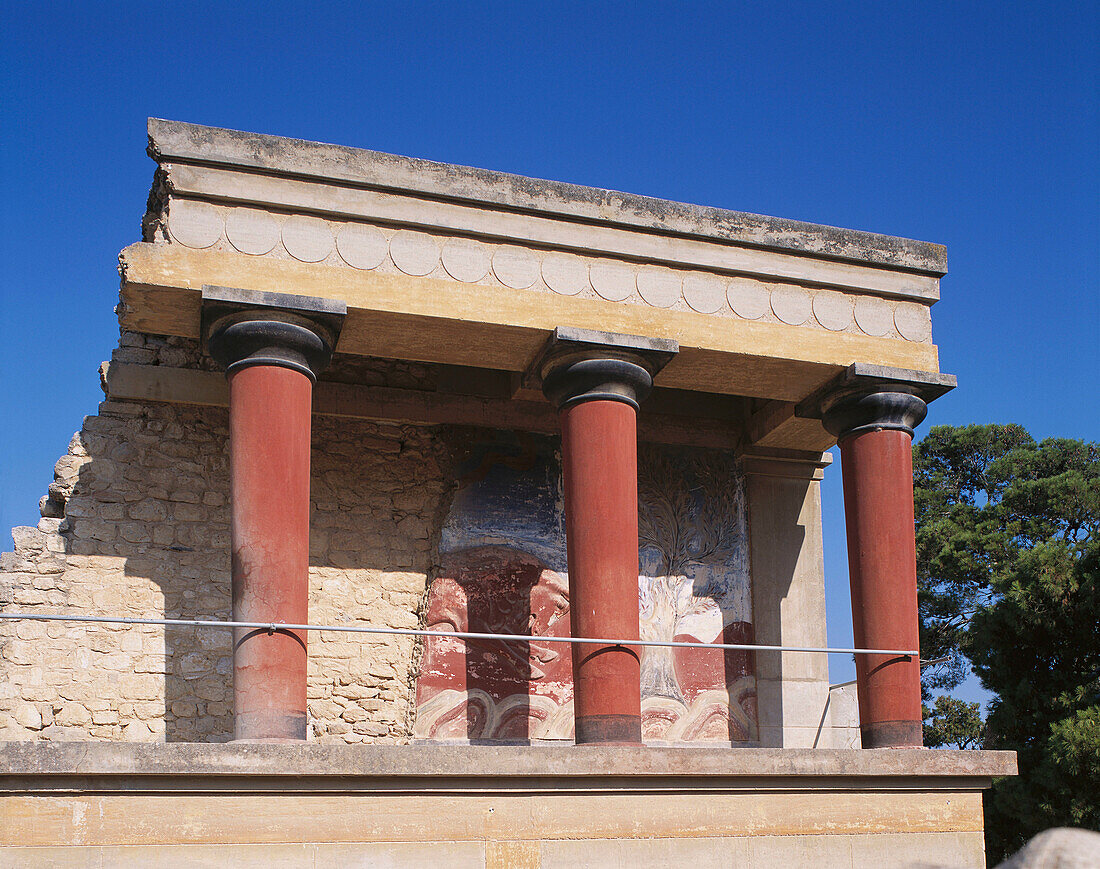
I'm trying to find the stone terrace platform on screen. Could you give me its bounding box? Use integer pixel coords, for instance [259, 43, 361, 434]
[1, 742, 1015, 868]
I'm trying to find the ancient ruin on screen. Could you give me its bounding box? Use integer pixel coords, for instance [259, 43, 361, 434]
[0, 120, 1015, 866]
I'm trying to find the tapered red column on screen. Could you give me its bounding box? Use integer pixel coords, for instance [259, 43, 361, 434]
[224, 363, 312, 741]
[539, 328, 677, 744]
[560, 395, 643, 743]
[823, 389, 928, 748]
[204, 286, 345, 742]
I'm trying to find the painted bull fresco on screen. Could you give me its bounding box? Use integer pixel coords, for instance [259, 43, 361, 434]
[413, 431, 757, 744]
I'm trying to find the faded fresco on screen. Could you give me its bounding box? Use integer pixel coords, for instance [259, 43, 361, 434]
[413, 431, 756, 744]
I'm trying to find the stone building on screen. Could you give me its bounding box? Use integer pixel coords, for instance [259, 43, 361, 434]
[1, 120, 1014, 866]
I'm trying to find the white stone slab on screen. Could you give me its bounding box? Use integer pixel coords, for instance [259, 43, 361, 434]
[636, 265, 682, 308]
[389, 230, 440, 276]
[167, 201, 221, 249]
[442, 238, 490, 283]
[281, 215, 332, 263]
[590, 259, 635, 301]
[683, 273, 727, 313]
[855, 295, 894, 337]
[727, 277, 771, 320]
[813, 289, 855, 331]
[225, 208, 280, 256]
[542, 253, 588, 295]
[492, 245, 540, 289]
[335, 224, 387, 270]
[894, 301, 933, 342]
[771, 285, 813, 325]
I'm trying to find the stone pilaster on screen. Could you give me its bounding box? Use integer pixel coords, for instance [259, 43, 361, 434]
[741, 449, 834, 748]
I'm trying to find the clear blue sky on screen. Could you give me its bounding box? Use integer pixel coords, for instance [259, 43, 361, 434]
[2, 3, 1097, 704]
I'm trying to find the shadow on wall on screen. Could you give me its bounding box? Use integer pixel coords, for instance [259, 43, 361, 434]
[1, 393, 450, 744]
[745, 465, 819, 747]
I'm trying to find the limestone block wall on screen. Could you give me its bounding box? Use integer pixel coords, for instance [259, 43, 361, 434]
[0, 338, 450, 743]
[0, 400, 232, 742]
[304, 417, 448, 744]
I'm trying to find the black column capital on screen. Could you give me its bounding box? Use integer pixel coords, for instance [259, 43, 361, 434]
[201, 285, 347, 383]
[821, 390, 928, 440]
[796, 362, 956, 441]
[531, 327, 678, 411]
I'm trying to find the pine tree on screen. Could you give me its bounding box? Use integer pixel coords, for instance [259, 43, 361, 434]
[913, 425, 1099, 861]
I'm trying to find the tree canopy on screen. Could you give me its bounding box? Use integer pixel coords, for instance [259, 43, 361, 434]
[913, 424, 1099, 860]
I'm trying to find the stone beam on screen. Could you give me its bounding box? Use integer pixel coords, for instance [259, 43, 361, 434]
[747, 399, 836, 451]
[103, 362, 746, 449]
[0, 741, 1019, 780]
[119, 243, 941, 404]
[163, 163, 941, 300]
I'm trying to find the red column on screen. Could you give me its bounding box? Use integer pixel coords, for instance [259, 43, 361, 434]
[560, 398, 643, 744]
[838, 428, 923, 748]
[539, 330, 676, 745]
[824, 388, 928, 748]
[228, 364, 313, 741]
[204, 286, 345, 742]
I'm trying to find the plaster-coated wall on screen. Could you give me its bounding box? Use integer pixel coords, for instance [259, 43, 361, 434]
[413, 432, 756, 744]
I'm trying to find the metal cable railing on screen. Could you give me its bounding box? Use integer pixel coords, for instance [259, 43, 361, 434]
[0, 612, 920, 656]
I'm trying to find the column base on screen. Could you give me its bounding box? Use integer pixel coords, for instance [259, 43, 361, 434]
[575, 715, 642, 745]
[234, 711, 308, 743]
[860, 720, 923, 749]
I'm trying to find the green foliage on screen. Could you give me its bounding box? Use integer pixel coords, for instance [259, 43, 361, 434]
[913, 423, 1036, 695]
[912, 425, 1099, 860]
[923, 695, 984, 749]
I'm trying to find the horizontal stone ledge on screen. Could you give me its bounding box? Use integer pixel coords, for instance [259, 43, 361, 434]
[0, 742, 1017, 783]
[163, 166, 941, 301]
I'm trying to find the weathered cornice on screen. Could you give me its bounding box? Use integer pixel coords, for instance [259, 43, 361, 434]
[148, 118, 947, 276]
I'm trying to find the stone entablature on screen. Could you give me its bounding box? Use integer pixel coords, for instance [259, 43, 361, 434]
[145, 119, 946, 274]
[125, 119, 946, 427]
